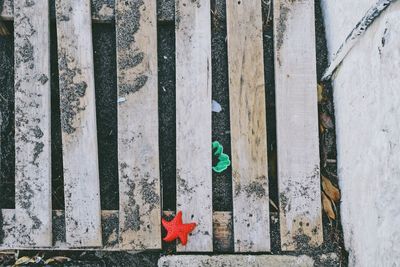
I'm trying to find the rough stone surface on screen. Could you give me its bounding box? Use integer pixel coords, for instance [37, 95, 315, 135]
[158, 255, 314, 267]
[322, 1, 400, 266]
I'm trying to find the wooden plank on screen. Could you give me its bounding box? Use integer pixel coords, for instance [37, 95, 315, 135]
[55, 0, 102, 247]
[175, 0, 212, 252]
[116, 0, 161, 250]
[273, 0, 323, 251]
[213, 211, 233, 252]
[226, 0, 270, 252]
[0, 210, 232, 250]
[13, 0, 52, 247]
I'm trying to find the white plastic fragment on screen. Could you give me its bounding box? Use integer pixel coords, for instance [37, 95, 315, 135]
[117, 97, 126, 103]
[212, 100, 222, 113]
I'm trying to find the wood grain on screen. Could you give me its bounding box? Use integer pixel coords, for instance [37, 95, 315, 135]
[55, 0, 102, 247]
[273, 0, 323, 251]
[175, 0, 213, 252]
[14, 0, 52, 247]
[213, 211, 233, 252]
[226, 0, 270, 252]
[116, 0, 161, 250]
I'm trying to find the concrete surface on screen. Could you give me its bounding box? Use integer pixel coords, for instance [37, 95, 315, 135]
[158, 255, 314, 267]
[321, 0, 400, 266]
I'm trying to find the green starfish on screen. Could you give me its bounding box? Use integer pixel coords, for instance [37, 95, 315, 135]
[212, 141, 231, 173]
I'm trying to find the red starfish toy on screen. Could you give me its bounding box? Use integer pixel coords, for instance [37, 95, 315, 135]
[162, 211, 196, 245]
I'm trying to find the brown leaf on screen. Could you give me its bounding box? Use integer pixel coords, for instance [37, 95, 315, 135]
[320, 113, 334, 129]
[322, 176, 341, 202]
[317, 83, 327, 103]
[322, 191, 336, 220]
[13, 256, 33, 266]
[44, 256, 71, 264]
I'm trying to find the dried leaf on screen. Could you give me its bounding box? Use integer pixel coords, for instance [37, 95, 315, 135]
[317, 83, 327, 103]
[322, 191, 336, 220]
[269, 198, 278, 211]
[322, 175, 341, 202]
[320, 113, 334, 129]
[13, 256, 32, 266]
[44, 256, 71, 264]
[44, 259, 55, 265]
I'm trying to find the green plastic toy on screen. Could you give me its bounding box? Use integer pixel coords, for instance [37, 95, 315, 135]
[212, 141, 231, 173]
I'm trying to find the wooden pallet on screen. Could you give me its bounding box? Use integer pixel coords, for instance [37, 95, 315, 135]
[0, 0, 322, 251]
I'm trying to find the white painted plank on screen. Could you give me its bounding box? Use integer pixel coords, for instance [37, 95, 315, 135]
[55, 0, 102, 247]
[226, 0, 270, 252]
[175, 0, 213, 252]
[14, 0, 52, 247]
[273, 0, 323, 251]
[116, 0, 161, 250]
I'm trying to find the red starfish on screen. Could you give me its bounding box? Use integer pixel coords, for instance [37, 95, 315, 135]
[162, 211, 196, 245]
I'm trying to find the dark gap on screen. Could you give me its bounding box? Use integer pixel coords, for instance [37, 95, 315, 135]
[0, 21, 15, 209]
[315, 0, 348, 265]
[50, 21, 65, 210]
[262, 0, 280, 253]
[93, 23, 119, 210]
[158, 23, 176, 212]
[211, 0, 232, 213]
[158, 0, 176, 251]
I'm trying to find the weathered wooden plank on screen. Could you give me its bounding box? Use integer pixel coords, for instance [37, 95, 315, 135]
[0, 210, 232, 250]
[116, 0, 161, 250]
[226, 0, 270, 252]
[175, 0, 212, 252]
[13, 0, 52, 247]
[55, 0, 102, 247]
[213, 211, 233, 252]
[273, 0, 323, 251]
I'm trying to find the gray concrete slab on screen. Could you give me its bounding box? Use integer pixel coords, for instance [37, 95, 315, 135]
[158, 255, 314, 267]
